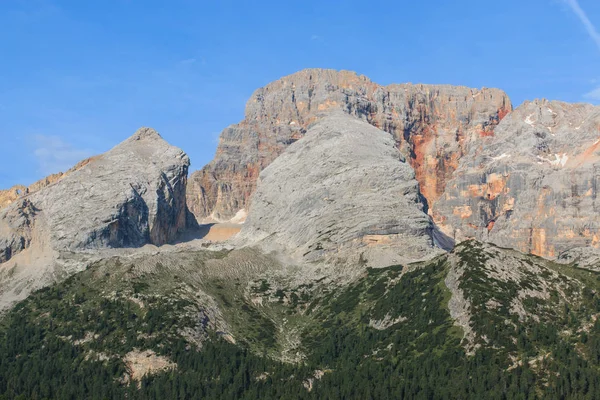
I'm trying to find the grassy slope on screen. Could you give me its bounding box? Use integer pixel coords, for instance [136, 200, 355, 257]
[2, 242, 600, 398]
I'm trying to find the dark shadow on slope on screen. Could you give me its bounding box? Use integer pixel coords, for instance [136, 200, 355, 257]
[432, 224, 455, 251]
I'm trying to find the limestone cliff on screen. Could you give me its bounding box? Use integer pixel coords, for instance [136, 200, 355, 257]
[187, 68, 511, 223]
[0, 127, 190, 263]
[434, 99, 600, 258]
[235, 113, 447, 267]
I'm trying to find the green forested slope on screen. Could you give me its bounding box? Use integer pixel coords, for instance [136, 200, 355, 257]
[1, 241, 600, 399]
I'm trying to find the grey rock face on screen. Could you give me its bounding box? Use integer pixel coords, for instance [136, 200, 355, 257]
[556, 247, 600, 270]
[187, 68, 511, 223]
[235, 113, 446, 267]
[0, 199, 37, 262]
[0, 127, 190, 263]
[434, 100, 600, 258]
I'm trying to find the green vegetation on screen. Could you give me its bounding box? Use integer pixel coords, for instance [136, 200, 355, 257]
[2, 243, 600, 398]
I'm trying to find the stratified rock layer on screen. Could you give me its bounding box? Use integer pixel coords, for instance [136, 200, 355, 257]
[236, 113, 445, 267]
[187, 68, 511, 222]
[0, 128, 190, 263]
[434, 100, 600, 258]
[0, 157, 97, 211]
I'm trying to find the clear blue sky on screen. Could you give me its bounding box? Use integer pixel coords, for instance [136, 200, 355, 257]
[1, 0, 599, 188]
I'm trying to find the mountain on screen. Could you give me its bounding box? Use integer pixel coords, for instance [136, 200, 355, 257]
[3, 68, 600, 399]
[435, 99, 600, 258]
[191, 69, 600, 261]
[235, 112, 449, 268]
[187, 68, 511, 223]
[0, 127, 189, 308]
[1, 240, 600, 399]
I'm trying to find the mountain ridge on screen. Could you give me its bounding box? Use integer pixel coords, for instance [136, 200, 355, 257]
[186, 68, 511, 223]
[3, 68, 600, 399]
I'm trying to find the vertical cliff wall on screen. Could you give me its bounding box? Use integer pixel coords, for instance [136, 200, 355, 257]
[187, 68, 511, 223]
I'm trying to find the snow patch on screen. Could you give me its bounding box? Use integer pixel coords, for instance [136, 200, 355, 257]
[491, 153, 511, 161]
[525, 113, 536, 126]
[537, 153, 569, 167]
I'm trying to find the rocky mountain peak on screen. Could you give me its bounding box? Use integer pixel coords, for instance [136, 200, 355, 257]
[129, 127, 163, 141]
[187, 68, 511, 224]
[235, 112, 447, 267]
[0, 128, 191, 307]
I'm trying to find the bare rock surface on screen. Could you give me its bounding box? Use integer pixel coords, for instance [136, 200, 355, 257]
[187, 68, 511, 223]
[0, 186, 26, 210]
[0, 157, 97, 211]
[235, 112, 446, 268]
[556, 247, 600, 271]
[435, 100, 600, 258]
[0, 127, 190, 308]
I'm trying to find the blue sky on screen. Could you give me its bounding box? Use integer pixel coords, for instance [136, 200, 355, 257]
[1, 0, 599, 188]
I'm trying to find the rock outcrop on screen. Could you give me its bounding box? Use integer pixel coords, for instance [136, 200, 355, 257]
[187, 68, 511, 223]
[434, 100, 600, 258]
[0, 157, 97, 210]
[0, 186, 27, 210]
[0, 127, 190, 263]
[235, 113, 447, 267]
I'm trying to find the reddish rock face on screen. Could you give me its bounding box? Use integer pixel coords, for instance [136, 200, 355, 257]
[187, 69, 511, 222]
[433, 99, 600, 259]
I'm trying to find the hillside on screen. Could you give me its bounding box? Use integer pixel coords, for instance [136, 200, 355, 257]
[2, 69, 600, 399]
[2, 241, 600, 399]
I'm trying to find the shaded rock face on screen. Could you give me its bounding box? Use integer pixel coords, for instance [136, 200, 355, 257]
[434, 100, 600, 258]
[235, 113, 446, 267]
[187, 68, 511, 223]
[0, 199, 37, 262]
[0, 128, 190, 263]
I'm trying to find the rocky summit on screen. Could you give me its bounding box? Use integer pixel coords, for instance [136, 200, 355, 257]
[0, 127, 190, 264]
[187, 68, 511, 223]
[0, 127, 189, 307]
[4, 68, 600, 399]
[235, 112, 449, 268]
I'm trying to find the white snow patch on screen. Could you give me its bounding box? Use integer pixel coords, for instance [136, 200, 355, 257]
[537, 153, 569, 167]
[546, 107, 557, 115]
[555, 153, 568, 167]
[525, 113, 536, 126]
[491, 153, 511, 161]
